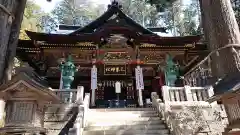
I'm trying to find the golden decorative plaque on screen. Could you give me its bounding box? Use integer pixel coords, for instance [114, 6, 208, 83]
[104, 64, 126, 75]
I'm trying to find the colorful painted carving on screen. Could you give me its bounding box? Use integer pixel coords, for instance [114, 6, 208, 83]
[60, 55, 77, 89]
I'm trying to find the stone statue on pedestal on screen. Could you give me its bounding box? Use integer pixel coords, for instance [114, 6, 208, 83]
[60, 55, 77, 89]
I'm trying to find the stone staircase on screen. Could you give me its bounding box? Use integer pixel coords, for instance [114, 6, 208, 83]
[83, 108, 170, 135]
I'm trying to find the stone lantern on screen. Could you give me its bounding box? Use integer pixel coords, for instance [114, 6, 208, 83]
[60, 55, 77, 89]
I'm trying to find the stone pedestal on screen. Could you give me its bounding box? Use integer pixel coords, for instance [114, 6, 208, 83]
[76, 86, 84, 103]
[91, 90, 95, 107]
[138, 89, 143, 107]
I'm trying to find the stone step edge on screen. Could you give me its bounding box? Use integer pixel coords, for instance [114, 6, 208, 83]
[83, 129, 170, 133]
[90, 108, 156, 111]
[84, 125, 167, 131]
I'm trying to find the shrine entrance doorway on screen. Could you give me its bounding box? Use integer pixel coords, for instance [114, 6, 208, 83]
[103, 80, 127, 108]
[103, 82, 127, 100]
[95, 78, 136, 108]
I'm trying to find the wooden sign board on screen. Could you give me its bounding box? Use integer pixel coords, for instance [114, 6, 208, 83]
[104, 64, 126, 75]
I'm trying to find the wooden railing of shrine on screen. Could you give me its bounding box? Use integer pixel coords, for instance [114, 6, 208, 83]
[183, 49, 219, 87]
[184, 44, 240, 87]
[183, 57, 214, 87]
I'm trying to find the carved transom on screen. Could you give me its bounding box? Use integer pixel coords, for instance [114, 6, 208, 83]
[141, 53, 165, 63]
[13, 82, 29, 92]
[104, 52, 131, 61]
[102, 35, 130, 49]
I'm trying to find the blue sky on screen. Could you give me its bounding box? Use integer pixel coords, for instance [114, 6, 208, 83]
[35, 0, 111, 12]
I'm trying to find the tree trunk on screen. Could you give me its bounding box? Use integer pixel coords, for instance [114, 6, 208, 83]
[3, 0, 26, 82]
[200, 0, 240, 78]
[0, 0, 26, 83]
[0, 0, 17, 83]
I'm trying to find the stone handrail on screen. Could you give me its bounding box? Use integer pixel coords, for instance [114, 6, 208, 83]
[151, 92, 181, 135]
[163, 86, 214, 102]
[152, 85, 228, 135]
[151, 92, 228, 135]
[57, 86, 85, 135]
[82, 93, 90, 128]
[52, 86, 90, 135]
[51, 89, 78, 103]
[73, 86, 90, 135]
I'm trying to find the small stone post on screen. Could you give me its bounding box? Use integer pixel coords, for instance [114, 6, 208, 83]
[207, 86, 218, 105]
[138, 89, 143, 107]
[76, 86, 84, 103]
[184, 85, 193, 101]
[0, 99, 5, 127]
[162, 85, 170, 102]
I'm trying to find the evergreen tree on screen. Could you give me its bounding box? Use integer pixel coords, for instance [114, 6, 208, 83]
[147, 0, 201, 36]
[51, 0, 106, 26]
[0, 0, 27, 83]
[147, 0, 240, 79]
[19, 0, 46, 39]
[119, 0, 161, 27]
[231, 0, 240, 26]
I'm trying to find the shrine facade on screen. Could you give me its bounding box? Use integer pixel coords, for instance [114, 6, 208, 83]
[16, 1, 208, 108]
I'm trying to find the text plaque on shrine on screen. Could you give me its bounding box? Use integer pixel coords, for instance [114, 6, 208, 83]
[104, 64, 126, 75]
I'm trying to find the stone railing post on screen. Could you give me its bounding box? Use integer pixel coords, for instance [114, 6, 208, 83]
[75, 105, 84, 135]
[83, 93, 90, 128]
[0, 99, 5, 127]
[74, 93, 90, 135]
[162, 86, 170, 102]
[76, 86, 84, 103]
[207, 86, 214, 97]
[207, 86, 218, 105]
[184, 85, 193, 101]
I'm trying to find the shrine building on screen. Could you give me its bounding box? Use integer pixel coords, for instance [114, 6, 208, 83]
[16, 1, 208, 108]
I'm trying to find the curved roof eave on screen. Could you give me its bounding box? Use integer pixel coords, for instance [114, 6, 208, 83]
[69, 4, 166, 35]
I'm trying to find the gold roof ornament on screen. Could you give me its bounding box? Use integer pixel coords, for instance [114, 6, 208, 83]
[36, 41, 46, 45]
[76, 42, 95, 46]
[184, 43, 195, 48]
[140, 43, 157, 47]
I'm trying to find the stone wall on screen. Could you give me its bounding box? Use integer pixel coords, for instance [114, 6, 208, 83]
[152, 89, 228, 135]
[163, 102, 228, 135]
